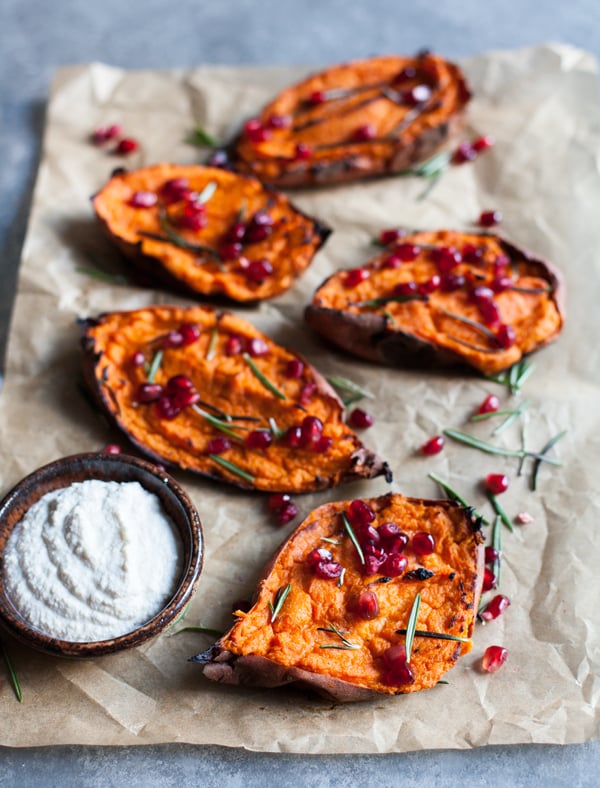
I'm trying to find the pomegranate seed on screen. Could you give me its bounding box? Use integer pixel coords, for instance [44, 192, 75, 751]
[490, 276, 514, 293]
[244, 118, 262, 134]
[393, 281, 418, 297]
[393, 65, 417, 82]
[220, 241, 243, 260]
[440, 273, 466, 292]
[207, 150, 229, 168]
[479, 210, 502, 227]
[160, 178, 190, 204]
[517, 512, 534, 524]
[344, 267, 370, 288]
[129, 191, 157, 208]
[472, 135, 494, 152]
[481, 645, 508, 673]
[462, 243, 484, 264]
[452, 141, 477, 164]
[207, 437, 231, 454]
[347, 501, 375, 531]
[106, 124, 122, 139]
[162, 329, 184, 349]
[277, 501, 298, 525]
[412, 532, 436, 556]
[171, 389, 200, 409]
[383, 254, 402, 269]
[348, 408, 374, 429]
[382, 553, 408, 577]
[91, 127, 111, 145]
[102, 443, 122, 454]
[383, 643, 407, 670]
[363, 554, 385, 576]
[482, 567, 497, 592]
[136, 382, 163, 403]
[419, 435, 444, 455]
[432, 246, 462, 273]
[114, 137, 139, 154]
[403, 84, 431, 105]
[225, 334, 243, 355]
[496, 323, 516, 349]
[314, 560, 343, 580]
[283, 425, 302, 447]
[285, 358, 304, 378]
[131, 351, 146, 367]
[225, 222, 247, 242]
[480, 594, 511, 621]
[378, 522, 403, 543]
[308, 90, 327, 105]
[493, 255, 510, 276]
[180, 212, 207, 231]
[479, 299, 501, 328]
[244, 119, 271, 143]
[352, 123, 377, 141]
[395, 243, 420, 261]
[477, 395, 500, 417]
[312, 435, 333, 453]
[246, 337, 269, 357]
[294, 142, 313, 159]
[245, 429, 273, 449]
[299, 416, 323, 447]
[178, 323, 201, 346]
[268, 493, 291, 512]
[245, 259, 273, 283]
[267, 113, 292, 129]
[307, 547, 333, 567]
[387, 535, 410, 554]
[166, 374, 194, 393]
[484, 546, 500, 564]
[471, 285, 495, 304]
[485, 473, 509, 495]
[379, 228, 406, 246]
[355, 590, 380, 620]
[359, 525, 381, 546]
[245, 224, 272, 243]
[155, 396, 181, 420]
[383, 644, 415, 685]
[299, 381, 317, 404]
[419, 275, 441, 295]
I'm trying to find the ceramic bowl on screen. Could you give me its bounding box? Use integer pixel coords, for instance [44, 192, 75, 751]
[0, 452, 203, 657]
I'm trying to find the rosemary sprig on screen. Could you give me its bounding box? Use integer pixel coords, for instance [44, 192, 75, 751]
[491, 514, 502, 585]
[206, 326, 218, 361]
[404, 592, 421, 662]
[243, 353, 287, 400]
[439, 308, 500, 344]
[171, 625, 223, 637]
[0, 638, 22, 703]
[209, 453, 255, 483]
[269, 584, 292, 623]
[487, 492, 514, 533]
[382, 309, 398, 327]
[428, 472, 489, 525]
[337, 567, 346, 588]
[532, 430, 567, 491]
[486, 360, 535, 395]
[186, 124, 219, 147]
[192, 405, 244, 441]
[318, 623, 360, 650]
[469, 401, 530, 436]
[395, 628, 470, 644]
[268, 417, 286, 441]
[139, 208, 222, 262]
[326, 376, 373, 408]
[196, 180, 218, 204]
[341, 512, 365, 564]
[75, 266, 128, 284]
[517, 417, 528, 476]
[443, 428, 561, 466]
[321, 537, 341, 545]
[355, 294, 426, 308]
[146, 349, 163, 383]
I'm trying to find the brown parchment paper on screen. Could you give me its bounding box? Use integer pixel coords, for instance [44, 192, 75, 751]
[0, 43, 599, 753]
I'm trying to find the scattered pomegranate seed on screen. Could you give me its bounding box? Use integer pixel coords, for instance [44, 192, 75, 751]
[360, 525, 381, 546]
[245, 429, 273, 449]
[244, 119, 272, 143]
[283, 425, 302, 447]
[379, 227, 406, 246]
[440, 273, 466, 292]
[284, 359, 304, 379]
[482, 567, 497, 592]
[462, 243, 484, 264]
[383, 644, 415, 685]
[382, 553, 408, 577]
[207, 150, 229, 168]
[419, 275, 441, 295]
[412, 531, 436, 556]
[267, 113, 292, 129]
[225, 334, 243, 356]
[307, 547, 333, 567]
[355, 590, 380, 620]
[393, 281, 419, 297]
[479, 210, 502, 227]
[129, 191, 157, 209]
[420, 435, 444, 455]
[277, 501, 298, 525]
[485, 473, 509, 494]
[91, 127, 111, 145]
[114, 138, 139, 155]
[386, 535, 409, 554]
[246, 337, 269, 357]
[472, 135, 494, 152]
[480, 594, 511, 621]
[102, 443, 122, 454]
[314, 560, 343, 580]
[313, 435, 333, 453]
[171, 389, 200, 409]
[432, 246, 462, 273]
[220, 241, 243, 260]
[207, 437, 231, 454]
[225, 222, 246, 243]
[245, 224, 272, 244]
[166, 374, 194, 393]
[395, 243, 420, 261]
[299, 416, 323, 448]
[393, 65, 417, 82]
[490, 276, 514, 293]
[155, 396, 181, 420]
[496, 323, 516, 349]
[344, 267, 370, 288]
[348, 499, 375, 529]
[403, 84, 432, 105]
[479, 298, 501, 328]
[484, 546, 500, 564]
[493, 255, 510, 276]
[299, 381, 317, 404]
[178, 323, 201, 346]
[378, 521, 404, 543]
[130, 351, 146, 367]
[294, 142, 313, 159]
[516, 512, 534, 524]
[180, 212, 207, 232]
[136, 382, 163, 403]
[160, 178, 190, 204]
[308, 90, 327, 105]
[481, 645, 508, 673]
[245, 259, 274, 284]
[352, 123, 377, 141]
[363, 554, 386, 576]
[268, 493, 291, 512]
[471, 285, 495, 304]
[383, 254, 402, 269]
[348, 408, 374, 429]
[452, 141, 477, 164]
[162, 329, 184, 349]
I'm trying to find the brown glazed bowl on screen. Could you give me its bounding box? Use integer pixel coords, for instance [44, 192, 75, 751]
[0, 452, 204, 657]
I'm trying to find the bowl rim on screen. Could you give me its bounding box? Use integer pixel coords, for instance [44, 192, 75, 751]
[0, 452, 204, 657]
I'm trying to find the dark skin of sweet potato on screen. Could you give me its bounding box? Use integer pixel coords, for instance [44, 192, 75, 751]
[81, 305, 389, 493]
[305, 230, 565, 376]
[92, 164, 330, 302]
[231, 53, 470, 188]
[194, 494, 484, 701]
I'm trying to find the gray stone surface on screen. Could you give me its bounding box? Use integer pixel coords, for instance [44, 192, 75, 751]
[1, 0, 599, 783]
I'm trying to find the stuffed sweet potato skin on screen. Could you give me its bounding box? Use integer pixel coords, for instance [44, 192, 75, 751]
[231, 53, 470, 188]
[92, 164, 330, 302]
[305, 230, 565, 375]
[195, 494, 484, 702]
[81, 305, 388, 493]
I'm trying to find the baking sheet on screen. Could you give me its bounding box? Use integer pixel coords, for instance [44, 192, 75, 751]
[0, 44, 599, 752]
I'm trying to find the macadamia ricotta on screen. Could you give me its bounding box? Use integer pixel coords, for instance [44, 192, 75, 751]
[2, 480, 183, 642]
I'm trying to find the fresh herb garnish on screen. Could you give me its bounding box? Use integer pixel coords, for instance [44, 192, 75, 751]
[486, 360, 535, 395]
[0, 638, 22, 703]
[337, 567, 346, 588]
[243, 353, 287, 400]
[318, 622, 360, 650]
[170, 625, 224, 637]
[395, 628, 470, 644]
[75, 266, 128, 284]
[269, 584, 292, 622]
[321, 537, 341, 545]
[443, 428, 562, 466]
[326, 376, 373, 408]
[208, 453, 255, 483]
[439, 308, 500, 345]
[532, 430, 567, 491]
[206, 326, 218, 361]
[341, 512, 365, 564]
[146, 349, 163, 383]
[355, 294, 426, 308]
[469, 400, 530, 436]
[487, 492, 514, 533]
[186, 124, 219, 147]
[196, 180, 218, 204]
[192, 405, 244, 440]
[428, 472, 490, 525]
[491, 514, 502, 585]
[268, 417, 286, 441]
[139, 208, 222, 263]
[404, 592, 421, 662]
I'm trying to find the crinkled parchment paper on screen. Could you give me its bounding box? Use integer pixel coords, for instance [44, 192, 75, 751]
[0, 44, 599, 752]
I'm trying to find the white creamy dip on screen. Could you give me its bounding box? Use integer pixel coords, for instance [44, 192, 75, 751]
[2, 480, 183, 642]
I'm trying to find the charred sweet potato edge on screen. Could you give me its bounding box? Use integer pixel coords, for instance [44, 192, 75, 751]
[81, 305, 389, 493]
[92, 164, 331, 302]
[231, 53, 471, 188]
[195, 493, 484, 702]
[305, 231, 565, 376]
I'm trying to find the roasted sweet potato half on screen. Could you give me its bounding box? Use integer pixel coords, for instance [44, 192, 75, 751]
[81, 305, 389, 493]
[92, 164, 330, 301]
[194, 493, 484, 701]
[231, 53, 470, 188]
[306, 230, 565, 376]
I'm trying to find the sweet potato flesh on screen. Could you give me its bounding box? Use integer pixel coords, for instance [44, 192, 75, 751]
[310, 230, 563, 374]
[93, 164, 327, 301]
[82, 306, 385, 492]
[217, 495, 482, 695]
[233, 54, 470, 186]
